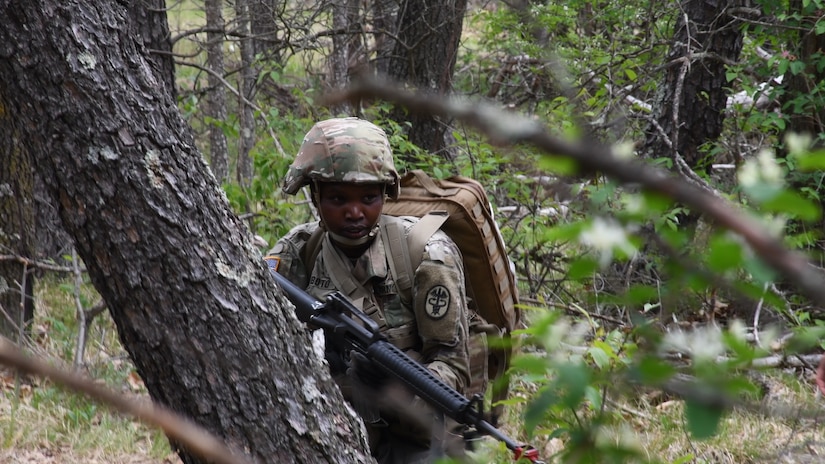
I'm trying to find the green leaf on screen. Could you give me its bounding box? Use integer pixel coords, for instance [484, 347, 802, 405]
[624, 284, 659, 305]
[542, 222, 584, 243]
[722, 375, 761, 397]
[510, 354, 548, 377]
[641, 190, 675, 213]
[555, 362, 590, 409]
[797, 149, 825, 170]
[524, 387, 557, 436]
[584, 385, 603, 410]
[567, 257, 599, 280]
[762, 190, 821, 221]
[625, 67, 637, 81]
[684, 400, 723, 440]
[588, 346, 610, 369]
[706, 234, 744, 272]
[539, 154, 579, 175]
[743, 255, 777, 284]
[777, 59, 789, 75]
[633, 355, 676, 385]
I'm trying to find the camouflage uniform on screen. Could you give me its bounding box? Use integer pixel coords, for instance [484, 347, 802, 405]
[269, 217, 470, 391]
[268, 118, 471, 463]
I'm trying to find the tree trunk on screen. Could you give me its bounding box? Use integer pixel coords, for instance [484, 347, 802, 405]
[0, 94, 36, 342]
[329, 0, 363, 115]
[235, 0, 257, 188]
[386, 0, 468, 158]
[127, 0, 176, 98]
[250, 0, 285, 62]
[205, 0, 230, 183]
[641, 0, 744, 171]
[0, 2, 371, 463]
[780, 0, 825, 140]
[370, 0, 398, 75]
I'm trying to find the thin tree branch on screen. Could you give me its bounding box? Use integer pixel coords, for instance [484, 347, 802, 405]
[0, 337, 254, 464]
[322, 76, 825, 307]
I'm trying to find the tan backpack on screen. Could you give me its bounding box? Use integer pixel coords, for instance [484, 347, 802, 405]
[303, 170, 521, 421]
[383, 170, 521, 421]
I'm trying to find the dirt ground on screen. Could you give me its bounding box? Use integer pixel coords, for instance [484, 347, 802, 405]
[0, 449, 181, 464]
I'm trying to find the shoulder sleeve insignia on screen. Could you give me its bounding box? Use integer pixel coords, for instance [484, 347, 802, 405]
[424, 285, 450, 319]
[264, 255, 281, 272]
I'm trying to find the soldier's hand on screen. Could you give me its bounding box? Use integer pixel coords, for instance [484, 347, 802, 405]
[348, 351, 389, 388]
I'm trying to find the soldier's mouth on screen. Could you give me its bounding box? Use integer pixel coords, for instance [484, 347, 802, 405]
[341, 226, 368, 238]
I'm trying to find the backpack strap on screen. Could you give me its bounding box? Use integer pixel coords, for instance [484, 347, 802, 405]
[381, 212, 449, 306]
[300, 224, 325, 272]
[406, 211, 450, 270]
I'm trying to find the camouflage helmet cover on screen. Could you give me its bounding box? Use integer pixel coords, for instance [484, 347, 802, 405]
[282, 117, 400, 199]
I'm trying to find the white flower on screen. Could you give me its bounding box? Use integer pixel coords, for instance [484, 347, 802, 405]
[622, 194, 645, 215]
[579, 217, 637, 268]
[612, 141, 636, 160]
[661, 325, 725, 362]
[785, 132, 812, 156]
[738, 149, 784, 190]
[760, 214, 787, 239]
[728, 319, 747, 342]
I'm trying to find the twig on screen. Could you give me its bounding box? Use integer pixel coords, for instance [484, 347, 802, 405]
[322, 76, 825, 309]
[0, 254, 79, 273]
[18, 262, 28, 345]
[752, 282, 769, 347]
[72, 248, 87, 370]
[521, 297, 626, 326]
[0, 337, 254, 464]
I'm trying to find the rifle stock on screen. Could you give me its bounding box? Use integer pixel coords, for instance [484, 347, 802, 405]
[267, 262, 543, 463]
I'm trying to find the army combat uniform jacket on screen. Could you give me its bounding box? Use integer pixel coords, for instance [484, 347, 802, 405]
[267, 215, 471, 393]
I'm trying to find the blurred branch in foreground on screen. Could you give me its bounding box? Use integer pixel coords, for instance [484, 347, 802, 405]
[0, 337, 254, 464]
[322, 75, 825, 308]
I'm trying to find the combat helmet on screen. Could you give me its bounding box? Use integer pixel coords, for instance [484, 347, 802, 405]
[282, 117, 400, 199]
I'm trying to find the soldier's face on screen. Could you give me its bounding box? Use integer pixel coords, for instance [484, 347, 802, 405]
[318, 182, 384, 240]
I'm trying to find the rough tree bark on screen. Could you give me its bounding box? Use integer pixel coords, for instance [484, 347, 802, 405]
[386, 0, 468, 158]
[235, 0, 256, 187]
[205, 0, 230, 183]
[641, 0, 744, 171]
[328, 0, 362, 115]
[370, 0, 398, 75]
[0, 2, 371, 463]
[128, 0, 176, 98]
[250, 0, 285, 62]
[0, 93, 35, 342]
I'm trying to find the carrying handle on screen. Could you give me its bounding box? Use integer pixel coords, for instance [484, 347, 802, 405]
[408, 170, 460, 197]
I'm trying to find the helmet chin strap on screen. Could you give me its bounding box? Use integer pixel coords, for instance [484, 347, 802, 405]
[327, 224, 380, 247]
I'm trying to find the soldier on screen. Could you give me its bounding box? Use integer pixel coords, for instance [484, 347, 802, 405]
[266, 117, 470, 463]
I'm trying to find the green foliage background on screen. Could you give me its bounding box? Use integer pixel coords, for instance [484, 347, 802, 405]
[19, 1, 825, 462]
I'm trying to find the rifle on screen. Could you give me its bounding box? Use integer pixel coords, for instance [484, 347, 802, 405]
[267, 264, 543, 463]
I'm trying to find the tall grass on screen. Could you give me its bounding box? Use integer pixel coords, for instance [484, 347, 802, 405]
[0, 274, 174, 463]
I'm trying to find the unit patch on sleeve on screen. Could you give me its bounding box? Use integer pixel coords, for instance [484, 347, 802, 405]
[424, 285, 450, 319]
[264, 255, 281, 272]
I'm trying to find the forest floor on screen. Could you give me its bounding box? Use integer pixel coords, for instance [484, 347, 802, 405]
[0, 448, 180, 464]
[4, 362, 825, 463]
[4, 277, 825, 463]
